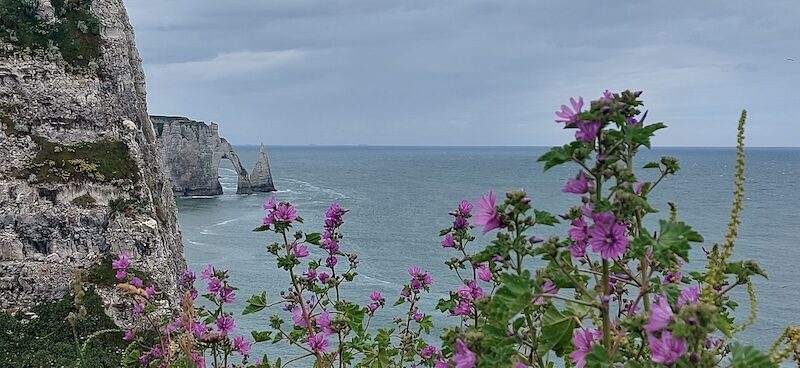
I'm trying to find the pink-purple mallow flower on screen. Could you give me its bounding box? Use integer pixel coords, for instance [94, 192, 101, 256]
[648, 331, 687, 365]
[555, 96, 584, 124]
[292, 305, 309, 328]
[262, 196, 299, 225]
[408, 266, 433, 292]
[570, 328, 601, 368]
[563, 171, 591, 194]
[453, 339, 477, 368]
[441, 233, 456, 248]
[200, 264, 214, 280]
[233, 335, 251, 355]
[476, 263, 492, 282]
[678, 286, 700, 307]
[575, 120, 601, 143]
[367, 291, 385, 315]
[645, 295, 674, 333]
[534, 279, 559, 305]
[587, 212, 629, 260]
[307, 333, 329, 353]
[122, 330, 135, 341]
[215, 315, 235, 335]
[420, 345, 439, 360]
[112, 253, 130, 281]
[474, 191, 502, 234]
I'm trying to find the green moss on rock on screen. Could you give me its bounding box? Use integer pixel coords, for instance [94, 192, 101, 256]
[71, 193, 96, 207]
[0, 0, 102, 72]
[0, 287, 127, 367]
[17, 138, 138, 184]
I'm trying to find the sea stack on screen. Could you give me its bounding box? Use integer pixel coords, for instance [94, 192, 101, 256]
[151, 116, 253, 196]
[0, 0, 185, 308]
[250, 143, 276, 192]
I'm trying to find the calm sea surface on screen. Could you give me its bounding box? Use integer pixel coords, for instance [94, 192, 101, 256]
[176, 146, 800, 363]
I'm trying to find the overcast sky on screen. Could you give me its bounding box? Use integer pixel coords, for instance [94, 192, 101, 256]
[126, 1, 799, 146]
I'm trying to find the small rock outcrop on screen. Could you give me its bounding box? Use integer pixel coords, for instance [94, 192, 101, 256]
[151, 116, 255, 196]
[0, 0, 185, 309]
[250, 144, 276, 192]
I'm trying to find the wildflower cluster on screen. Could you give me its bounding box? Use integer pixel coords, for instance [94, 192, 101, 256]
[114, 256, 251, 367]
[106, 89, 797, 368]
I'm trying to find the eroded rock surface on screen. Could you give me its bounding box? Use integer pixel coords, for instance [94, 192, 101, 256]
[251, 143, 276, 192]
[0, 0, 185, 310]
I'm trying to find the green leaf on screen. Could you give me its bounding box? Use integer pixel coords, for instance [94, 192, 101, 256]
[729, 343, 777, 368]
[534, 209, 560, 226]
[253, 225, 270, 232]
[584, 345, 610, 368]
[243, 292, 268, 315]
[305, 232, 322, 245]
[537, 145, 571, 171]
[642, 161, 660, 169]
[725, 260, 768, 280]
[654, 220, 704, 263]
[251, 330, 272, 342]
[626, 122, 666, 149]
[538, 306, 576, 356]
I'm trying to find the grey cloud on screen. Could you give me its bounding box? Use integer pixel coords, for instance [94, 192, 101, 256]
[126, 0, 800, 146]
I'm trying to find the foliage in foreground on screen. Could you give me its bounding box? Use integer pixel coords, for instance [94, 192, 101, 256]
[92, 91, 800, 367]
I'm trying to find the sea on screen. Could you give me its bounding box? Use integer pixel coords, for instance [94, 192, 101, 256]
[175, 146, 800, 364]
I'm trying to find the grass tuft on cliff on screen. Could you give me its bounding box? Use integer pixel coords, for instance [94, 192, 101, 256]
[17, 138, 139, 184]
[0, 286, 126, 367]
[0, 0, 102, 72]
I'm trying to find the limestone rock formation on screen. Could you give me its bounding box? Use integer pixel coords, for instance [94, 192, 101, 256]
[0, 0, 185, 309]
[151, 116, 254, 196]
[250, 143, 276, 192]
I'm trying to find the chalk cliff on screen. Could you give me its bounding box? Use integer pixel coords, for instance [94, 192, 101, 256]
[151, 115, 255, 196]
[250, 143, 276, 192]
[0, 0, 185, 308]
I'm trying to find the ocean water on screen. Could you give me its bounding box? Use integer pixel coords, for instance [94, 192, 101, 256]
[176, 146, 800, 363]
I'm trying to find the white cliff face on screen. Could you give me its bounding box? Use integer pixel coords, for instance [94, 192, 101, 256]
[151, 115, 255, 196]
[0, 0, 185, 309]
[251, 144, 276, 192]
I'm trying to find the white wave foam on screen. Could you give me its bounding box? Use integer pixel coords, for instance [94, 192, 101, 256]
[211, 218, 239, 227]
[283, 178, 348, 199]
[361, 274, 395, 286]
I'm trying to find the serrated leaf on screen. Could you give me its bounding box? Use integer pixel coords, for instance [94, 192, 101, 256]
[243, 291, 268, 315]
[534, 209, 560, 226]
[305, 232, 321, 245]
[729, 343, 777, 368]
[642, 161, 660, 169]
[253, 225, 270, 232]
[538, 306, 576, 356]
[654, 220, 704, 263]
[251, 330, 272, 342]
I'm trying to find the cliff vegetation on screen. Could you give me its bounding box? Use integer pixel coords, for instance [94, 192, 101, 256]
[0, 0, 101, 72]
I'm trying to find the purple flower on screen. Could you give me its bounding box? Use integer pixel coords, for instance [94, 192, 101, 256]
[420, 345, 439, 360]
[326, 255, 338, 268]
[318, 272, 330, 283]
[233, 335, 251, 355]
[370, 291, 383, 302]
[367, 302, 379, 314]
[292, 306, 308, 328]
[601, 89, 614, 101]
[413, 310, 424, 322]
[307, 334, 329, 353]
[477, 264, 492, 282]
[303, 268, 317, 281]
[678, 286, 700, 307]
[207, 278, 222, 293]
[453, 339, 477, 368]
[316, 310, 333, 335]
[130, 277, 143, 288]
[555, 97, 584, 124]
[215, 315, 235, 335]
[189, 321, 206, 337]
[648, 331, 687, 365]
[200, 264, 214, 280]
[112, 253, 129, 280]
[474, 192, 502, 234]
[567, 240, 588, 258]
[458, 200, 473, 215]
[144, 285, 155, 299]
[534, 279, 559, 304]
[563, 171, 591, 194]
[122, 330, 135, 341]
[115, 270, 127, 281]
[570, 328, 601, 368]
[441, 233, 456, 248]
[219, 287, 236, 304]
[292, 244, 309, 258]
[588, 214, 629, 260]
[133, 303, 144, 315]
[575, 120, 602, 143]
[453, 216, 469, 230]
[273, 202, 298, 223]
[662, 270, 683, 284]
[645, 295, 674, 333]
[262, 196, 277, 210]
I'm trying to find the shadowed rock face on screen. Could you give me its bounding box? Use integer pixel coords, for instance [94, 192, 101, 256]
[0, 0, 185, 310]
[151, 116, 254, 196]
[251, 144, 276, 192]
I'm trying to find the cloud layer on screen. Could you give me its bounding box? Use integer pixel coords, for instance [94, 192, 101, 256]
[127, 1, 800, 146]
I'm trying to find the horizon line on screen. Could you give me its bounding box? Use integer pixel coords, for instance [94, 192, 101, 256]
[229, 144, 800, 149]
